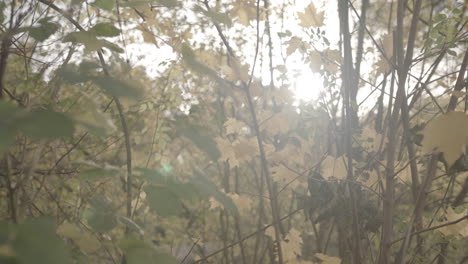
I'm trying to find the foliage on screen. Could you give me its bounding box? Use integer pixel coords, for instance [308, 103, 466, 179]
[0, 0, 467, 264]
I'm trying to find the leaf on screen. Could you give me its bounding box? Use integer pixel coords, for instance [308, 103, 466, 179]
[282, 228, 302, 260]
[437, 207, 468, 237]
[298, 2, 324, 28]
[321, 155, 347, 180]
[194, 5, 232, 26]
[271, 164, 300, 188]
[0, 2, 5, 24]
[117, 216, 145, 235]
[63, 31, 102, 52]
[15, 109, 75, 139]
[63, 31, 124, 53]
[224, 118, 246, 135]
[314, 253, 341, 264]
[175, 118, 220, 161]
[91, 0, 115, 10]
[90, 23, 121, 37]
[85, 196, 117, 232]
[285, 36, 307, 56]
[79, 167, 119, 180]
[57, 223, 101, 253]
[91, 76, 142, 99]
[120, 238, 178, 264]
[422, 112, 468, 166]
[120, 1, 157, 8]
[87, 212, 117, 233]
[28, 21, 59, 41]
[13, 217, 72, 264]
[192, 170, 239, 217]
[144, 185, 183, 217]
[156, 0, 181, 8]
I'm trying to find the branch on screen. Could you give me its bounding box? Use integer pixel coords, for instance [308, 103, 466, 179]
[38, 0, 134, 224]
[194, 208, 301, 263]
[390, 215, 468, 245]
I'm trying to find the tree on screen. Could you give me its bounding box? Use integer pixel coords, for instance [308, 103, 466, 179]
[0, 0, 467, 263]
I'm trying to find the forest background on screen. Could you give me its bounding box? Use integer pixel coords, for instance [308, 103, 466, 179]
[0, 0, 467, 264]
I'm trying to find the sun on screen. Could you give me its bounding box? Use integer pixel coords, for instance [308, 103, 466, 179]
[290, 66, 323, 102]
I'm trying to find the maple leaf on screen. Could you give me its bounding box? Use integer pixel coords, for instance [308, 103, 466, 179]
[314, 253, 341, 264]
[422, 112, 468, 166]
[321, 155, 347, 180]
[271, 164, 300, 188]
[226, 193, 253, 213]
[438, 207, 468, 237]
[216, 137, 239, 167]
[224, 118, 246, 135]
[298, 2, 324, 28]
[283, 228, 302, 261]
[286, 37, 308, 56]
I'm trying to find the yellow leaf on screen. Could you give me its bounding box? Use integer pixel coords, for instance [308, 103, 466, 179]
[209, 197, 224, 210]
[376, 55, 391, 75]
[264, 225, 275, 239]
[283, 228, 302, 261]
[422, 112, 468, 166]
[219, 58, 250, 82]
[0, 244, 15, 257]
[438, 207, 468, 237]
[57, 222, 101, 253]
[271, 164, 300, 188]
[314, 253, 341, 264]
[216, 137, 239, 167]
[233, 137, 259, 163]
[224, 118, 246, 135]
[322, 49, 342, 73]
[308, 51, 322, 72]
[260, 108, 298, 135]
[360, 127, 383, 153]
[227, 193, 253, 213]
[286, 37, 308, 56]
[381, 34, 393, 58]
[321, 156, 347, 180]
[298, 2, 325, 28]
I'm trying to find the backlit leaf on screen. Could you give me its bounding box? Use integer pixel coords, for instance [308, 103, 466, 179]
[144, 185, 183, 217]
[91, 0, 114, 10]
[298, 2, 324, 28]
[422, 112, 468, 166]
[90, 23, 121, 37]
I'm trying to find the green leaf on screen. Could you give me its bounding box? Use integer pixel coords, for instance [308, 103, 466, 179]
[91, 76, 142, 98]
[13, 217, 72, 264]
[175, 118, 220, 161]
[28, 22, 59, 41]
[101, 39, 125, 53]
[90, 23, 121, 37]
[120, 238, 178, 264]
[144, 185, 183, 217]
[16, 109, 75, 139]
[0, 102, 19, 152]
[117, 216, 144, 235]
[87, 212, 117, 232]
[85, 196, 117, 232]
[156, 0, 181, 8]
[191, 170, 239, 217]
[79, 167, 119, 180]
[92, 0, 115, 10]
[134, 167, 167, 184]
[63, 31, 102, 51]
[120, 0, 157, 8]
[0, 2, 7, 25]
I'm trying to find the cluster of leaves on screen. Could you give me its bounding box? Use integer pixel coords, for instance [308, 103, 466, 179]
[0, 0, 467, 264]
